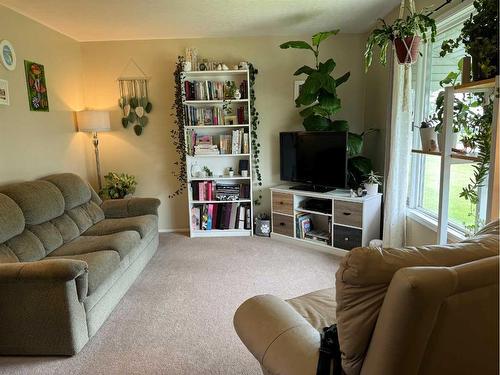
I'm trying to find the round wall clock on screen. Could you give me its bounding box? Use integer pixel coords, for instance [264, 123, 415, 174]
[0, 40, 16, 71]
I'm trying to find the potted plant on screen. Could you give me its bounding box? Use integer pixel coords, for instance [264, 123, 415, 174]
[100, 172, 137, 199]
[280, 30, 377, 187]
[440, 0, 498, 80]
[255, 213, 271, 237]
[363, 171, 382, 195]
[419, 117, 439, 152]
[364, 9, 436, 71]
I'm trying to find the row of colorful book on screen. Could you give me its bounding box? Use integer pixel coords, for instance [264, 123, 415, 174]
[183, 105, 248, 126]
[185, 131, 249, 156]
[184, 80, 247, 101]
[191, 203, 251, 230]
[191, 181, 250, 201]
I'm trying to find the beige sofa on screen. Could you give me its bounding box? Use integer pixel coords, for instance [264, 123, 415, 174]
[234, 220, 499, 375]
[0, 173, 160, 355]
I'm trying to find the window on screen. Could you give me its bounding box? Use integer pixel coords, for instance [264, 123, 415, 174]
[408, 4, 488, 234]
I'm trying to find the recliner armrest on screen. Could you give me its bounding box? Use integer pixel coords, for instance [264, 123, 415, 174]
[0, 259, 88, 302]
[101, 198, 161, 218]
[234, 294, 321, 375]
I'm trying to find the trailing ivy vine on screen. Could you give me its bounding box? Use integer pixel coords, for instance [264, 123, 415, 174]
[249, 63, 263, 205]
[168, 56, 188, 198]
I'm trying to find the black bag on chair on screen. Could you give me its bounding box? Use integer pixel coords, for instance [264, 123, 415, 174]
[316, 324, 342, 375]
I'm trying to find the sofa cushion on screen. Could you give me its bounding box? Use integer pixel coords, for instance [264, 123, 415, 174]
[0, 244, 19, 263]
[287, 288, 336, 331]
[51, 213, 81, 243]
[0, 181, 64, 225]
[48, 231, 141, 261]
[42, 173, 92, 210]
[5, 230, 46, 262]
[66, 201, 105, 233]
[83, 215, 157, 239]
[27, 221, 64, 254]
[51, 250, 121, 295]
[335, 219, 500, 375]
[0, 193, 25, 244]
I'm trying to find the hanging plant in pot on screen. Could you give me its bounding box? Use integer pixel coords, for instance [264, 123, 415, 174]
[440, 0, 498, 81]
[364, 7, 436, 71]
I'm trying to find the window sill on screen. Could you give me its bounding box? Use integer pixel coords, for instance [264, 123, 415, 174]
[406, 209, 466, 243]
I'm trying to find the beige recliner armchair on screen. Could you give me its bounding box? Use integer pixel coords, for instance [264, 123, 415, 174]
[234, 220, 499, 375]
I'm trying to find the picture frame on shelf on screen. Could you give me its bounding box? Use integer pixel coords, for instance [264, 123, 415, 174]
[0, 79, 9, 105]
[224, 115, 237, 125]
[0, 40, 16, 71]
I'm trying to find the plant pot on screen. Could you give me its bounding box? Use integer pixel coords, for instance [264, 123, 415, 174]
[255, 218, 271, 237]
[394, 36, 421, 64]
[437, 130, 459, 152]
[365, 183, 379, 195]
[419, 127, 438, 152]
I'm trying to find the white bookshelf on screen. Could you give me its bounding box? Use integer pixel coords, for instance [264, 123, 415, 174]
[182, 69, 253, 238]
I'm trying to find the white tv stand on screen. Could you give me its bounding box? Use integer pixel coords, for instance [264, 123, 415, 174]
[270, 184, 382, 256]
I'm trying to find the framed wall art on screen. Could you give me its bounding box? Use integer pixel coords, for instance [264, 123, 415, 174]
[0, 40, 16, 71]
[0, 79, 9, 105]
[24, 60, 49, 112]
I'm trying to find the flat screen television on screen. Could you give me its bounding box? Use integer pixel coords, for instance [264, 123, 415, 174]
[280, 131, 348, 191]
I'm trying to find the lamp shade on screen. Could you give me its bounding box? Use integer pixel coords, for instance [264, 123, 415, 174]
[77, 110, 111, 132]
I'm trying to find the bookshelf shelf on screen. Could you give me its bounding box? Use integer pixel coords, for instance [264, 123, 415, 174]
[182, 67, 254, 237]
[185, 124, 250, 129]
[184, 99, 249, 105]
[184, 70, 248, 76]
[192, 199, 252, 204]
[295, 208, 332, 217]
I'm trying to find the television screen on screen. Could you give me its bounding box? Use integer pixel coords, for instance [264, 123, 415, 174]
[280, 131, 348, 188]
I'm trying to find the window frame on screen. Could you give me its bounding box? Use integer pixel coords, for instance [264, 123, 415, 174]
[407, 1, 486, 237]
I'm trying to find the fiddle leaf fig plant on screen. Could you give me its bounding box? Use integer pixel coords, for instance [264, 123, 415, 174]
[281, 30, 377, 187]
[280, 30, 350, 132]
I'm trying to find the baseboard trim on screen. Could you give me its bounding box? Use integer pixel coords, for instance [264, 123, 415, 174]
[159, 228, 189, 233]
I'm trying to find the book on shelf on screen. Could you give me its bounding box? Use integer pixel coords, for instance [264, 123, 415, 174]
[186, 130, 248, 156]
[295, 213, 312, 239]
[304, 230, 330, 245]
[239, 80, 248, 99]
[236, 106, 249, 124]
[192, 203, 251, 231]
[185, 80, 233, 101]
[184, 106, 224, 126]
[191, 181, 250, 201]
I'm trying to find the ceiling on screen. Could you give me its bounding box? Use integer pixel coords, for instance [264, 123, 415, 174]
[0, 0, 400, 42]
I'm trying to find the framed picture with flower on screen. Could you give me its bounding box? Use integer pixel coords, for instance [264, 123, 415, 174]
[24, 60, 49, 112]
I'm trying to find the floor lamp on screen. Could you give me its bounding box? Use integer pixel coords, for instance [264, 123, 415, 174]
[77, 110, 111, 191]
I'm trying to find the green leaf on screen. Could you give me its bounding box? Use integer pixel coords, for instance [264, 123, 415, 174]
[322, 75, 337, 94]
[134, 124, 143, 136]
[335, 72, 351, 87]
[312, 30, 340, 46]
[299, 104, 330, 118]
[318, 92, 341, 114]
[301, 72, 323, 95]
[280, 41, 314, 51]
[318, 58, 336, 74]
[347, 132, 363, 156]
[348, 156, 373, 187]
[329, 120, 349, 132]
[294, 65, 316, 76]
[295, 91, 317, 107]
[303, 115, 332, 131]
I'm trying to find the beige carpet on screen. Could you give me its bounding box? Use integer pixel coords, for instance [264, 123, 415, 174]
[0, 233, 340, 375]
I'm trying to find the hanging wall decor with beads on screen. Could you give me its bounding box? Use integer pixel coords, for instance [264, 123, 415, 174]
[117, 59, 153, 136]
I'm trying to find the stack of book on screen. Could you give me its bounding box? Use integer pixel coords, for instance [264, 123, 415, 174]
[295, 213, 312, 239]
[194, 135, 219, 156]
[218, 129, 248, 154]
[305, 230, 331, 245]
[215, 183, 241, 201]
[192, 181, 214, 201]
[185, 106, 224, 126]
[191, 203, 251, 231]
[185, 80, 225, 101]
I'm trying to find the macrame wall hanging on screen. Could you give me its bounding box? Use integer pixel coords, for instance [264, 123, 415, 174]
[117, 59, 153, 136]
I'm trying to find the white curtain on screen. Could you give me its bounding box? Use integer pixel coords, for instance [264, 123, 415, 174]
[382, 62, 413, 248]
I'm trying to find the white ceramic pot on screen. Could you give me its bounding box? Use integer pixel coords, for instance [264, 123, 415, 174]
[437, 130, 459, 152]
[419, 127, 438, 152]
[365, 183, 379, 195]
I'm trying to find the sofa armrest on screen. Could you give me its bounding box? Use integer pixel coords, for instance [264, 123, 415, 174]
[101, 198, 161, 218]
[234, 294, 321, 375]
[0, 259, 90, 354]
[0, 259, 88, 302]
